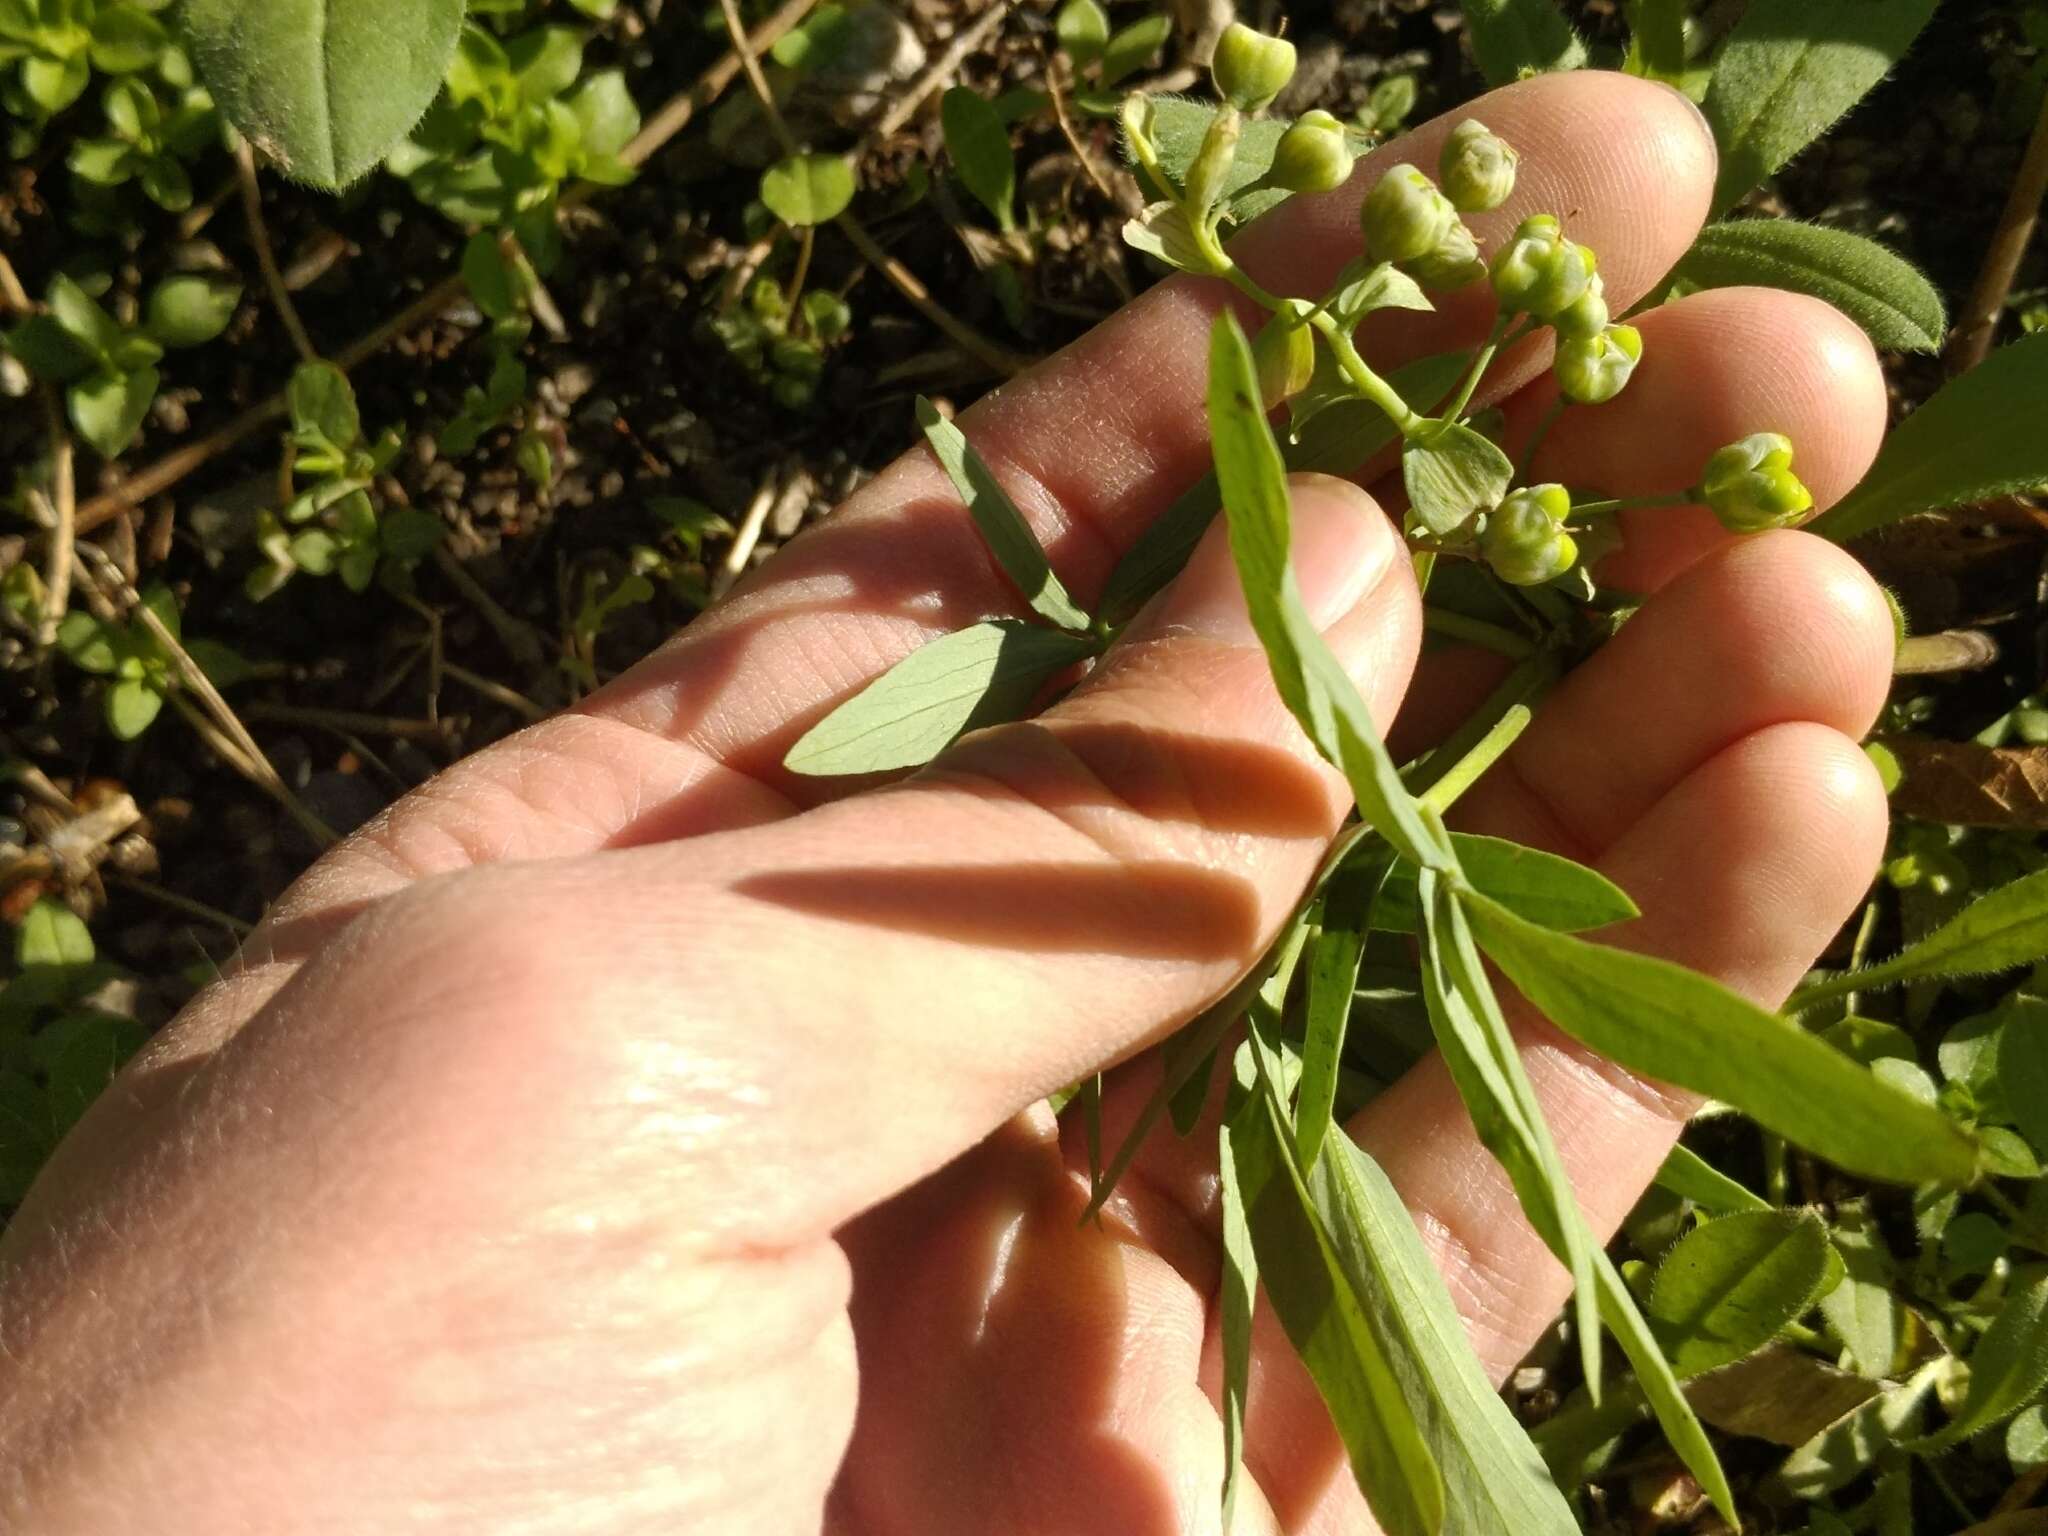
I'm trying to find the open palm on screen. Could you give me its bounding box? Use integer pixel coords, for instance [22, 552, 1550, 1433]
[1, 74, 1895, 1535]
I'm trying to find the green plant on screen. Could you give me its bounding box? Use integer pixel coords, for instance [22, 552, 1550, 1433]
[55, 585, 247, 738]
[246, 362, 440, 599]
[0, 0, 175, 153]
[3, 270, 240, 457]
[777, 17, 2048, 1528]
[1052, 0, 1169, 116]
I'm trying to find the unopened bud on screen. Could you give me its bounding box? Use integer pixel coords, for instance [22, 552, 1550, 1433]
[1482, 483, 1578, 586]
[1553, 270, 1610, 339]
[1361, 164, 1456, 264]
[1490, 214, 1594, 320]
[1439, 119, 1517, 213]
[1211, 23, 1296, 114]
[1253, 300, 1317, 407]
[1183, 105, 1241, 224]
[1407, 219, 1486, 290]
[1555, 323, 1643, 405]
[1271, 109, 1354, 193]
[1699, 432, 1813, 532]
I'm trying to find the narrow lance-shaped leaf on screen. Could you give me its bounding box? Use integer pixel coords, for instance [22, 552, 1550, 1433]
[1669, 219, 1947, 354]
[1230, 1030, 1448, 1536]
[915, 397, 1093, 633]
[1907, 1268, 2048, 1452]
[2003, 1009, 2048, 1164]
[1312, 1134, 1580, 1534]
[1376, 833, 1638, 935]
[1703, 0, 1939, 217]
[1460, 0, 1589, 86]
[1298, 851, 1393, 1172]
[1207, 312, 1441, 869]
[1216, 1055, 1259, 1529]
[1794, 865, 2048, 1005]
[1462, 890, 1982, 1185]
[1418, 867, 1603, 1392]
[783, 620, 1096, 775]
[1648, 1210, 1835, 1379]
[179, 0, 466, 190]
[1653, 1142, 1772, 1216]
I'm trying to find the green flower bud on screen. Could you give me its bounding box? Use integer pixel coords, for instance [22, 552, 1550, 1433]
[1406, 218, 1486, 290]
[1553, 270, 1609, 339]
[1271, 109, 1354, 193]
[1698, 432, 1814, 532]
[1361, 164, 1456, 265]
[1183, 104, 1241, 224]
[1211, 23, 1296, 114]
[1489, 214, 1594, 320]
[1253, 300, 1317, 407]
[1555, 322, 1643, 405]
[1438, 119, 1518, 213]
[1482, 483, 1578, 586]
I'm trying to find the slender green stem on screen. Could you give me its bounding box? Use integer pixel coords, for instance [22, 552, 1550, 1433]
[1440, 313, 1511, 424]
[1419, 703, 1535, 817]
[1844, 898, 1881, 1017]
[1404, 649, 1561, 805]
[1566, 491, 1692, 520]
[1423, 605, 1538, 659]
[1516, 396, 1566, 480]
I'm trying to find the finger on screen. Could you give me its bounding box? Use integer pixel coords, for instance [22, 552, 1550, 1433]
[52, 478, 1419, 1254]
[240, 73, 1717, 951]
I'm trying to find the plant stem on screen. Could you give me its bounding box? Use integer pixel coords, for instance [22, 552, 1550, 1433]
[1516, 395, 1566, 480]
[1948, 78, 2048, 373]
[236, 140, 318, 363]
[1439, 313, 1512, 424]
[1404, 649, 1560, 806]
[1422, 605, 1537, 658]
[1567, 491, 1692, 520]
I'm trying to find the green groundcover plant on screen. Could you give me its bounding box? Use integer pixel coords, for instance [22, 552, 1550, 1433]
[10, 0, 2048, 1529]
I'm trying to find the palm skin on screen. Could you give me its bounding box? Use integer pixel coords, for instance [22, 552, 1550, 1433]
[0, 74, 1895, 1536]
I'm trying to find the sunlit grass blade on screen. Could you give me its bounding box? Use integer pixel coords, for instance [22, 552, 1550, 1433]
[1297, 850, 1392, 1171]
[915, 395, 1093, 633]
[1462, 889, 1982, 1186]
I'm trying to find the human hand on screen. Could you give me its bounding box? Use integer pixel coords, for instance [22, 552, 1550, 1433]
[0, 73, 1897, 1535]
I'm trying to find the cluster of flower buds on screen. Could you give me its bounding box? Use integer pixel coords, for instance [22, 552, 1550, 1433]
[1353, 120, 1517, 294]
[1698, 433, 1813, 531]
[1481, 483, 1578, 586]
[1439, 119, 1517, 213]
[1490, 215, 1596, 323]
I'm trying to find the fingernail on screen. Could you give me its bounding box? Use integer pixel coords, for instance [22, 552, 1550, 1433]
[1157, 475, 1394, 640]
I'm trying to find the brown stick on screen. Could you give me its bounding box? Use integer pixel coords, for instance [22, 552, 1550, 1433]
[237, 141, 318, 363]
[871, 1, 1012, 141]
[1948, 84, 2048, 373]
[36, 391, 75, 648]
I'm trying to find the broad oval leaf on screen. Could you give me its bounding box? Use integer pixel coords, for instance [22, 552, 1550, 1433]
[760, 152, 856, 227]
[105, 674, 164, 740]
[1460, 0, 1589, 87]
[1096, 12, 1170, 90]
[782, 620, 1095, 776]
[1055, 0, 1109, 68]
[1908, 1268, 2048, 1452]
[940, 86, 1016, 234]
[1817, 1206, 1899, 1379]
[288, 360, 360, 447]
[179, 0, 465, 190]
[1462, 890, 1981, 1186]
[1649, 1210, 1833, 1378]
[18, 899, 93, 968]
[1670, 219, 1945, 353]
[915, 397, 1091, 632]
[1403, 421, 1513, 537]
[145, 273, 243, 349]
[1795, 865, 2048, 1003]
[1703, 0, 1939, 217]
[69, 365, 157, 459]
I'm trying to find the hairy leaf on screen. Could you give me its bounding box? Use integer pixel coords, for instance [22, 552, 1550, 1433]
[1463, 891, 1981, 1185]
[1909, 1268, 2048, 1451]
[1654, 1143, 1770, 1215]
[940, 86, 1016, 233]
[1460, 0, 1588, 86]
[783, 620, 1095, 775]
[179, 0, 465, 190]
[915, 397, 1092, 632]
[1670, 219, 1945, 353]
[1794, 866, 2048, 1004]
[1703, 0, 1939, 216]
[1649, 1210, 1834, 1378]
[1818, 1206, 1900, 1379]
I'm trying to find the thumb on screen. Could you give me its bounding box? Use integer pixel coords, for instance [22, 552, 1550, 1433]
[598, 472, 1421, 1242]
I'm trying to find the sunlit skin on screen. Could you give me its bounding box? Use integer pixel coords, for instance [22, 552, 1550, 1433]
[0, 74, 1896, 1534]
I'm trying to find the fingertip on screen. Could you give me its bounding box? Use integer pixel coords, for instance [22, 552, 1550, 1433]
[1715, 530, 1899, 738]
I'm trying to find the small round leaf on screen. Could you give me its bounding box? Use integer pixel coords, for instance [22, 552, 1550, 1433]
[145, 273, 243, 348]
[760, 153, 855, 228]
